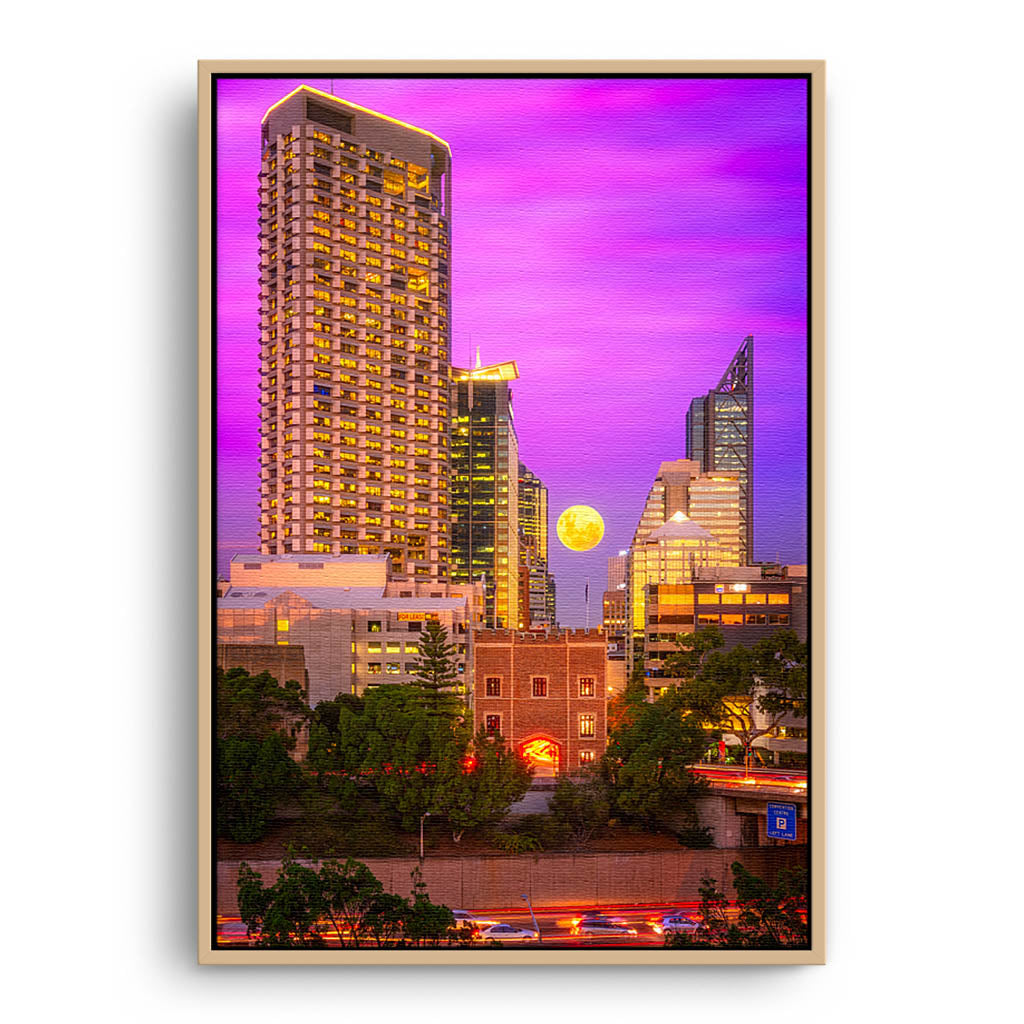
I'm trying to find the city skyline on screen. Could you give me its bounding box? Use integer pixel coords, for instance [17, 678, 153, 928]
[217, 76, 808, 625]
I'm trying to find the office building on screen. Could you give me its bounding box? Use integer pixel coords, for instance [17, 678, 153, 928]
[519, 461, 555, 629]
[627, 511, 731, 673]
[450, 358, 520, 628]
[686, 335, 754, 561]
[258, 86, 452, 579]
[641, 566, 808, 684]
[607, 552, 628, 591]
[217, 553, 483, 705]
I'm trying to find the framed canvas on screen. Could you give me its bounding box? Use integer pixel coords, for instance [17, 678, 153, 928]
[198, 60, 825, 965]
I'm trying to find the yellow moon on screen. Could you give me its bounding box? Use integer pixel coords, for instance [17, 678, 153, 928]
[556, 505, 605, 552]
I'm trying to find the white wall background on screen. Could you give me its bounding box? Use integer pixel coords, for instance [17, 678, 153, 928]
[4, 1, 1020, 1019]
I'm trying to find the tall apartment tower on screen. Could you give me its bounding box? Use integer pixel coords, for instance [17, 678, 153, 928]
[519, 461, 554, 629]
[450, 359, 520, 628]
[258, 87, 453, 580]
[686, 336, 754, 562]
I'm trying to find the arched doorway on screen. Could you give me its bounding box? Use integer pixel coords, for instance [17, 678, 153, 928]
[520, 737, 560, 777]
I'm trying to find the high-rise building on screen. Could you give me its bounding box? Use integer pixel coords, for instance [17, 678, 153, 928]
[627, 511, 731, 673]
[258, 87, 452, 580]
[519, 461, 554, 629]
[625, 458, 741, 674]
[607, 552, 628, 591]
[686, 336, 754, 562]
[631, 458, 741, 562]
[450, 359, 520, 628]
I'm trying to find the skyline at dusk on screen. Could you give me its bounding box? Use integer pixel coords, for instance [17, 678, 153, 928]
[216, 75, 808, 625]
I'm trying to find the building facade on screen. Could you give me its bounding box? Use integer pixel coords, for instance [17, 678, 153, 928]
[686, 335, 754, 562]
[473, 630, 608, 775]
[450, 359, 520, 628]
[217, 553, 483, 705]
[258, 86, 453, 579]
[641, 566, 809, 681]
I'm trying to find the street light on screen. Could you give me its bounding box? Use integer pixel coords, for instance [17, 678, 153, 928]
[420, 811, 431, 861]
[520, 893, 542, 943]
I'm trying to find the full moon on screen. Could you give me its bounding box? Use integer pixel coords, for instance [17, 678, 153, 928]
[556, 505, 605, 552]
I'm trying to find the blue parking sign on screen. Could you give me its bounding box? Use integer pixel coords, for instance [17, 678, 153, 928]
[766, 802, 797, 840]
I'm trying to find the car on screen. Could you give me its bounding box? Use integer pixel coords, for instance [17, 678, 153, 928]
[571, 915, 638, 937]
[451, 910, 498, 931]
[477, 923, 540, 943]
[651, 913, 704, 936]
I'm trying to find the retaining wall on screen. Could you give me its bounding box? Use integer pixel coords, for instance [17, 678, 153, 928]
[217, 846, 806, 915]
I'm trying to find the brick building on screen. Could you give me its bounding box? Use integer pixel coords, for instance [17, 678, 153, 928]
[473, 629, 607, 776]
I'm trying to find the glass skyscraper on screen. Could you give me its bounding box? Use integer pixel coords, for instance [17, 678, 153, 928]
[686, 335, 754, 562]
[450, 359, 520, 628]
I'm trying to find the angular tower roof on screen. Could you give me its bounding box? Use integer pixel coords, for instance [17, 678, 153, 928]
[644, 510, 715, 544]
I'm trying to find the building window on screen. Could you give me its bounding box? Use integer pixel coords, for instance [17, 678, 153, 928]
[532, 677, 548, 697]
[698, 614, 720, 625]
[368, 620, 382, 632]
[276, 619, 289, 632]
[769, 593, 790, 605]
[746, 614, 767, 625]
[485, 677, 501, 697]
[768, 613, 791, 625]
[579, 750, 595, 765]
[367, 663, 382, 675]
[722, 614, 744, 626]
[386, 662, 401, 674]
[578, 677, 595, 697]
[579, 714, 596, 738]
[485, 714, 501, 735]
[745, 593, 767, 605]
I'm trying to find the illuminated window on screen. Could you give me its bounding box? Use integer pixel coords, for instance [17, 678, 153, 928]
[485, 677, 501, 697]
[485, 714, 501, 735]
[745, 593, 767, 604]
[368, 620, 382, 633]
[579, 750, 595, 765]
[768, 594, 790, 605]
[367, 663, 382, 675]
[579, 714, 596, 738]
[276, 619, 289, 632]
[386, 662, 401, 674]
[722, 614, 744, 626]
[578, 677, 595, 697]
[721, 594, 743, 605]
[698, 594, 720, 605]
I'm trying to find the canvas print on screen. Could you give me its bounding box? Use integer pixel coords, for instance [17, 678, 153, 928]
[202, 64, 821, 962]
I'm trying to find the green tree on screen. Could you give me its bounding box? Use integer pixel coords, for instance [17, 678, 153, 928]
[403, 867, 456, 947]
[408, 620, 460, 692]
[667, 862, 808, 948]
[600, 684, 708, 830]
[216, 667, 309, 842]
[548, 770, 610, 849]
[670, 629, 808, 754]
[236, 856, 326, 948]
[431, 726, 532, 842]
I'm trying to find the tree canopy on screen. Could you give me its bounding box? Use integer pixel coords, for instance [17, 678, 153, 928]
[662, 627, 808, 751]
[309, 687, 529, 838]
[600, 684, 709, 830]
[235, 855, 457, 949]
[216, 667, 309, 842]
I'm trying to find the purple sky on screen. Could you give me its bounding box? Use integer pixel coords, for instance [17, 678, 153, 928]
[216, 76, 808, 626]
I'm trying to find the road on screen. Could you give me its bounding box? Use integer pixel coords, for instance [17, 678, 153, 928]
[217, 900, 709, 948]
